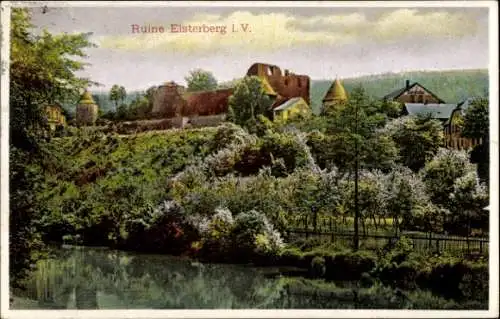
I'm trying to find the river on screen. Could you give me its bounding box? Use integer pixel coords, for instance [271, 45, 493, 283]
[10, 246, 479, 310]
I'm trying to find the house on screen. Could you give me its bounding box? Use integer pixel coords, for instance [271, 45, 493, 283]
[44, 103, 66, 130]
[384, 80, 445, 104]
[273, 97, 311, 122]
[402, 103, 457, 123]
[322, 78, 348, 112]
[443, 97, 483, 150]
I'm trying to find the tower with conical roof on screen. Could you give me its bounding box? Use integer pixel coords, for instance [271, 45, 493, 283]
[76, 89, 99, 126]
[322, 78, 348, 112]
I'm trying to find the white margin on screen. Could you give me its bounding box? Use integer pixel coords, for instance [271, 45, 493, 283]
[1, 1, 12, 317]
[0, 1, 498, 318]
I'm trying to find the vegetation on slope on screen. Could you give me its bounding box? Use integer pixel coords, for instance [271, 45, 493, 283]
[310, 69, 488, 114]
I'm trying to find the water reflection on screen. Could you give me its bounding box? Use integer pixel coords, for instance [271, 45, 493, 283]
[11, 246, 481, 309]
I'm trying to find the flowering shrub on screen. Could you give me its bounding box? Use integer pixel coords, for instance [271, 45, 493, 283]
[197, 207, 235, 259]
[231, 210, 284, 261]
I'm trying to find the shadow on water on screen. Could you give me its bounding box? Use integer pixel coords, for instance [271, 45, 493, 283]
[11, 246, 484, 310]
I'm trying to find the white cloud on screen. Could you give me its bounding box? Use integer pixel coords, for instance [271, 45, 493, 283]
[96, 9, 481, 55]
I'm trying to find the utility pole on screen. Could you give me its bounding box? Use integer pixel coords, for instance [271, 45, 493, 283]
[353, 97, 360, 251]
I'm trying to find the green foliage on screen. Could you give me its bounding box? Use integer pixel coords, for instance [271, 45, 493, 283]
[421, 149, 476, 209]
[36, 129, 216, 247]
[384, 166, 432, 232]
[227, 76, 273, 127]
[310, 256, 326, 278]
[461, 98, 489, 140]
[109, 85, 127, 108]
[231, 210, 284, 260]
[185, 69, 218, 92]
[461, 98, 489, 184]
[9, 8, 96, 286]
[310, 69, 488, 114]
[449, 171, 489, 234]
[311, 86, 399, 173]
[384, 114, 444, 171]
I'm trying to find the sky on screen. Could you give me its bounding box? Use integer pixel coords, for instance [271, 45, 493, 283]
[26, 5, 490, 92]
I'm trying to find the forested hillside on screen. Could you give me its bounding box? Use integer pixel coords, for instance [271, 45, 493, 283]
[310, 69, 488, 114]
[61, 69, 488, 117]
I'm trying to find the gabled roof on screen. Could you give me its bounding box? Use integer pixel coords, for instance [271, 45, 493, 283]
[384, 82, 445, 103]
[274, 97, 308, 111]
[404, 103, 457, 120]
[323, 78, 347, 102]
[271, 95, 290, 109]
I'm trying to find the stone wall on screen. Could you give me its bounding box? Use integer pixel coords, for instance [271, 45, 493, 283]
[76, 104, 98, 126]
[246, 63, 310, 105]
[152, 82, 187, 118]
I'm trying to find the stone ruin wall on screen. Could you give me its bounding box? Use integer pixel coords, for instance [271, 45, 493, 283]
[152, 83, 233, 118]
[151, 63, 310, 122]
[152, 83, 187, 118]
[76, 104, 98, 126]
[246, 63, 310, 105]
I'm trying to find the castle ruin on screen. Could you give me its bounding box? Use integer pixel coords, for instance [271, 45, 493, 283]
[151, 62, 311, 122]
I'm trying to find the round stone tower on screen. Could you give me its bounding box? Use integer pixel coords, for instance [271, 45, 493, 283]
[76, 90, 99, 126]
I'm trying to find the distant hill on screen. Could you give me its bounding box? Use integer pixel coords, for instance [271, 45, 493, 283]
[310, 69, 488, 114]
[62, 69, 488, 117]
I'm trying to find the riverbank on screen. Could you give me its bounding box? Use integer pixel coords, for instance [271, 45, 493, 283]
[55, 234, 488, 309]
[12, 245, 487, 310]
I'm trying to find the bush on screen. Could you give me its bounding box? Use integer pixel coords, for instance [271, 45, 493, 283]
[309, 256, 326, 278]
[425, 260, 488, 302]
[231, 210, 284, 261]
[277, 247, 305, 268]
[325, 250, 377, 280]
[122, 200, 199, 255]
[198, 207, 235, 260]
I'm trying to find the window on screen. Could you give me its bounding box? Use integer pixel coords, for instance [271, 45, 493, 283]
[298, 78, 302, 88]
[267, 67, 272, 76]
[284, 78, 288, 85]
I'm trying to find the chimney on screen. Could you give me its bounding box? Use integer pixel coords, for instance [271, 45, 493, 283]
[405, 80, 410, 89]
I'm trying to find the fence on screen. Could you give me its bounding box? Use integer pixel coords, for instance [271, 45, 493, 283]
[286, 215, 489, 256]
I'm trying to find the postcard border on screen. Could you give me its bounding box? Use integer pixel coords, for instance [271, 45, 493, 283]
[1, 1, 498, 318]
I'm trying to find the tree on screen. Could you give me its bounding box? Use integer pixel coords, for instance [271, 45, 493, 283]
[128, 94, 151, 120]
[10, 8, 95, 286]
[450, 171, 489, 238]
[384, 166, 432, 233]
[421, 148, 475, 210]
[119, 86, 127, 105]
[145, 86, 157, 116]
[185, 69, 218, 92]
[109, 85, 126, 109]
[383, 114, 444, 172]
[227, 76, 273, 128]
[461, 98, 489, 184]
